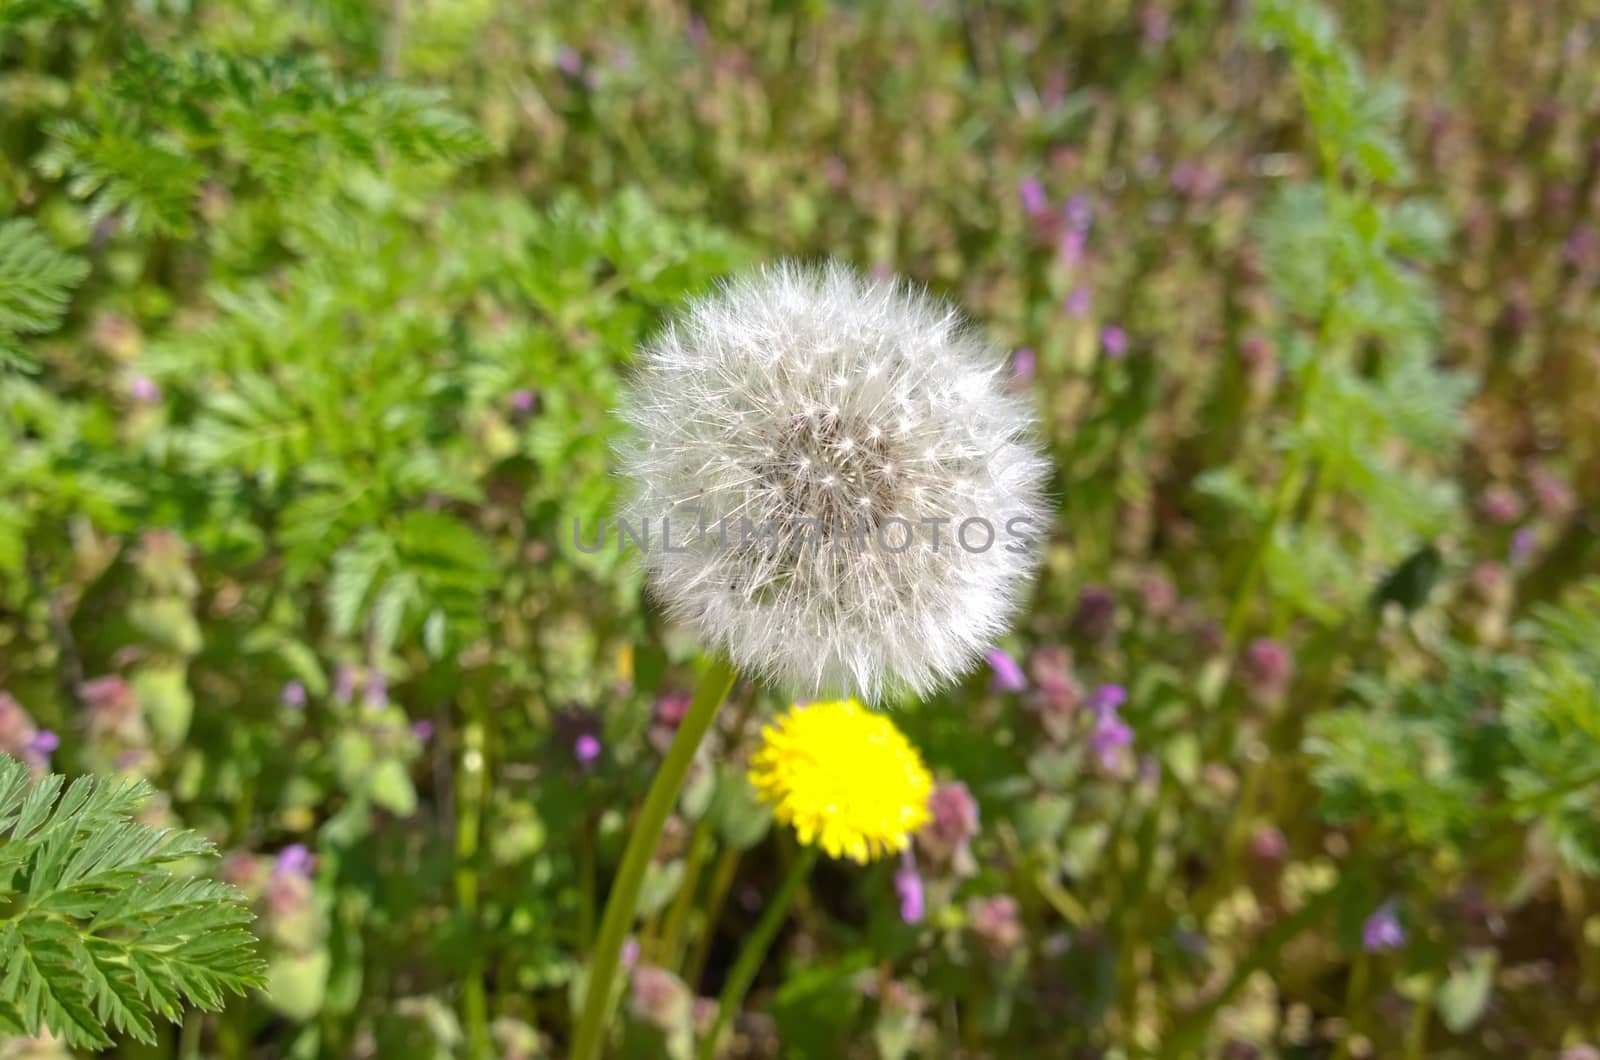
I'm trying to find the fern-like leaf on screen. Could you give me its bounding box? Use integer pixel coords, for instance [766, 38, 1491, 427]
[0, 756, 264, 1050]
[0, 219, 88, 372]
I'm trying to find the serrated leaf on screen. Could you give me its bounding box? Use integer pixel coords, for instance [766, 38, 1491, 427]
[0, 757, 263, 1049]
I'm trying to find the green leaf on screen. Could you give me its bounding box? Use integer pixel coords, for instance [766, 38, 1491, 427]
[0, 757, 264, 1050]
[0, 219, 88, 371]
[1435, 949, 1497, 1033]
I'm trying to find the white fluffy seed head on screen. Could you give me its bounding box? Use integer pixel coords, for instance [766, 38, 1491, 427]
[615, 261, 1052, 704]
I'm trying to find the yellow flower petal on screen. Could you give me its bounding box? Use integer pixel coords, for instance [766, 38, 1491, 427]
[748, 699, 933, 864]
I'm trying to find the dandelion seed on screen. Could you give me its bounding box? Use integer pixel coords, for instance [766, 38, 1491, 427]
[616, 262, 1050, 702]
[748, 699, 933, 864]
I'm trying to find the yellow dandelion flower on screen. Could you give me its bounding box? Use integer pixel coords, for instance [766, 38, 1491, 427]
[748, 699, 934, 865]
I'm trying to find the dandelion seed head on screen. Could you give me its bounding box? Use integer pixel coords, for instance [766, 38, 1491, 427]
[617, 262, 1051, 702]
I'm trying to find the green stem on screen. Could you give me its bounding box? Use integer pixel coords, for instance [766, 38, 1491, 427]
[455, 690, 491, 1060]
[1332, 950, 1370, 1060]
[658, 820, 712, 969]
[684, 846, 743, 990]
[697, 845, 820, 1060]
[1403, 974, 1432, 1060]
[577, 813, 597, 949]
[571, 656, 738, 1060]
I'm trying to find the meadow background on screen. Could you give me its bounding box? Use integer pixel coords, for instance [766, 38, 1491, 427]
[2, 0, 1599, 1056]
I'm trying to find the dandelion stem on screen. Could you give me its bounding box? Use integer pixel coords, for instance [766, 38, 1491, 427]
[571, 655, 737, 1060]
[697, 845, 820, 1060]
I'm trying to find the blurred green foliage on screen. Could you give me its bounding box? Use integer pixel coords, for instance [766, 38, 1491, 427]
[2, 0, 1599, 1057]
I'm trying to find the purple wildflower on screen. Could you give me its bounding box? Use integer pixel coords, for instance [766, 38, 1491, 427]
[1058, 227, 1086, 267]
[575, 732, 602, 766]
[128, 375, 161, 404]
[412, 719, 434, 742]
[510, 388, 537, 414]
[1478, 484, 1524, 525]
[1089, 684, 1127, 718]
[1250, 827, 1288, 862]
[1565, 225, 1598, 268]
[1529, 467, 1576, 518]
[1090, 712, 1134, 770]
[334, 664, 358, 705]
[274, 844, 315, 879]
[1011, 347, 1036, 385]
[1101, 325, 1129, 358]
[987, 648, 1027, 693]
[28, 730, 60, 755]
[894, 851, 925, 924]
[1066, 285, 1093, 317]
[1362, 902, 1405, 952]
[629, 964, 690, 1030]
[1510, 527, 1537, 564]
[363, 668, 388, 711]
[968, 895, 1022, 958]
[1242, 638, 1293, 706]
[280, 680, 307, 710]
[655, 692, 690, 728]
[1071, 585, 1118, 643]
[920, 781, 980, 864]
[927, 782, 980, 845]
[1064, 195, 1093, 233]
[1140, 4, 1172, 45]
[556, 47, 582, 76]
[1018, 176, 1048, 217]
